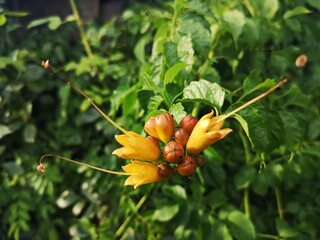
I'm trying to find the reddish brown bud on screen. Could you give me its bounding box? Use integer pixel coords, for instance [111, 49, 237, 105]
[295, 54, 308, 68]
[179, 115, 198, 134]
[37, 164, 46, 173]
[163, 141, 184, 163]
[174, 128, 189, 146]
[194, 155, 206, 167]
[158, 164, 175, 178]
[177, 156, 197, 176]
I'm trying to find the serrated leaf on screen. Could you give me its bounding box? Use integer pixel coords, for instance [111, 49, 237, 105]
[152, 204, 180, 222]
[240, 79, 276, 102]
[239, 107, 284, 152]
[164, 63, 187, 85]
[220, 10, 245, 41]
[227, 211, 256, 240]
[139, 73, 158, 91]
[163, 41, 179, 67]
[183, 80, 225, 109]
[283, 6, 311, 19]
[169, 102, 186, 123]
[164, 83, 182, 107]
[178, 11, 211, 56]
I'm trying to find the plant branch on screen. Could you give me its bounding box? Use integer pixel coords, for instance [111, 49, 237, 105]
[69, 0, 98, 74]
[275, 187, 284, 219]
[37, 154, 129, 175]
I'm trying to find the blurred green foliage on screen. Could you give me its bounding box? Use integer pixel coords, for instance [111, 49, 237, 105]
[1, 0, 320, 239]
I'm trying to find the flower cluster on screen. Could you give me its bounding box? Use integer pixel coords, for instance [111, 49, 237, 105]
[112, 111, 232, 189]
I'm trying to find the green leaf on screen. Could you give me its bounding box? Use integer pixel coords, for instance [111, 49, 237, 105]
[211, 222, 233, 240]
[283, 6, 311, 19]
[0, 14, 7, 26]
[0, 125, 12, 139]
[152, 204, 180, 222]
[178, 11, 211, 56]
[164, 63, 187, 85]
[227, 211, 256, 240]
[252, 0, 279, 20]
[241, 78, 276, 102]
[28, 16, 59, 29]
[183, 79, 225, 109]
[234, 165, 256, 189]
[23, 124, 37, 143]
[239, 107, 284, 152]
[307, 0, 320, 10]
[163, 41, 179, 67]
[232, 114, 252, 147]
[276, 218, 299, 238]
[4, 11, 29, 17]
[169, 102, 186, 124]
[162, 185, 187, 201]
[220, 10, 246, 41]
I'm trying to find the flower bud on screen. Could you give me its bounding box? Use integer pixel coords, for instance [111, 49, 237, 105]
[158, 164, 175, 178]
[177, 156, 197, 176]
[174, 128, 189, 146]
[163, 141, 184, 163]
[155, 113, 174, 143]
[194, 155, 206, 167]
[144, 117, 159, 139]
[179, 115, 198, 134]
[295, 54, 308, 68]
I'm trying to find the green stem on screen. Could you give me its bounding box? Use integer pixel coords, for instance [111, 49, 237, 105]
[114, 193, 149, 238]
[69, 0, 98, 74]
[239, 129, 251, 218]
[275, 187, 284, 219]
[257, 233, 281, 239]
[170, 0, 179, 41]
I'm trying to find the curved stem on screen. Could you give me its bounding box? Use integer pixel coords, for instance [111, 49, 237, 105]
[69, 0, 98, 74]
[42, 61, 127, 134]
[37, 154, 129, 176]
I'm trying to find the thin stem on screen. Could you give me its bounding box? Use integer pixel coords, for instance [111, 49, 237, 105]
[244, 188, 250, 218]
[239, 129, 251, 218]
[114, 193, 149, 238]
[275, 187, 284, 219]
[43, 62, 127, 134]
[257, 233, 281, 239]
[37, 154, 130, 175]
[216, 77, 290, 124]
[170, 0, 179, 41]
[69, 0, 98, 74]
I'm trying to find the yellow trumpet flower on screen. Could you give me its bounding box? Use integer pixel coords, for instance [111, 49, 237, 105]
[122, 162, 164, 189]
[112, 131, 161, 162]
[186, 111, 233, 155]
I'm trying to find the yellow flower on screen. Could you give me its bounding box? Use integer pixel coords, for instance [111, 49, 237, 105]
[112, 131, 161, 162]
[122, 161, 164, 189]
[186, 111, 233, 155]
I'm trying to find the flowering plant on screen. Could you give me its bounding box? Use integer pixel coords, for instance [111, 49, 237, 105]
[38, 55, 307, 189]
